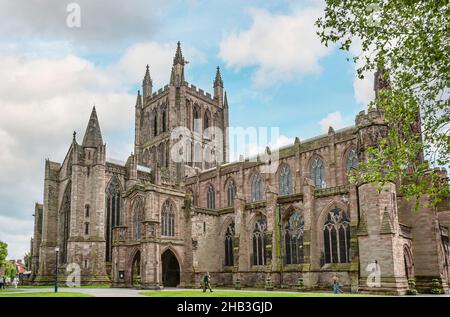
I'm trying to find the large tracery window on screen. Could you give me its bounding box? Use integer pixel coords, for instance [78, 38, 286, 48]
[60, 182, 71, 264]
[193, 106, 201, 133]
[285, 211, 304, 265]
[279, 165, 293, 196]
[133, 198, 144, 241]
[251, 173, 263, 202]
[162, 108, 167, 133]
[310, 157, 326, 189]
[161, 200, 175, 236]
[252, 217, 267, 266]
[153, 111, 158, 137]
[106, 177, 121, 262]
[227, 179, 236, 207]
[194, 143, 202, 169]
[323, 207, 351, 264]
[207, 184, 216, 209]
[204, 109, 211, 131]
[224, 223, 235, 267]
[345, 148, 359, 173]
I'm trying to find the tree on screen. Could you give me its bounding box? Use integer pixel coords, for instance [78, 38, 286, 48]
[4, 261, 17, 279]
[0, 241, 16, 279]
[24, 252, 31, 271]
[0, 241, 8, 268]
[316, 0, 449, 207]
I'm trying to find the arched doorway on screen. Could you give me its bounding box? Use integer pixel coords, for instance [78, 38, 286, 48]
[403, 245, 414, 280]
[162, 249, 180, 287]
[131, 250, 141, 287]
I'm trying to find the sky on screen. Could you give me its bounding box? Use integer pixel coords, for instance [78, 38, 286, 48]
[0, 0, 375, 260]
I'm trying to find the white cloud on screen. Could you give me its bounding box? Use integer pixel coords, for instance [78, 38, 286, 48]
[0, 0, 167, 50]
[349, 40, 376, 106]
[0, 216, 34, 260]
[114, 42, 207, 88]
[0, 40, 202, 260]
[229, 133, 295, 162]
[219, 4, 333, 86]
[319, 111, 352, 132]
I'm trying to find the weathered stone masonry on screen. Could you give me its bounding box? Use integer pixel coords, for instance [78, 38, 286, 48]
[30, 42, 450, 295]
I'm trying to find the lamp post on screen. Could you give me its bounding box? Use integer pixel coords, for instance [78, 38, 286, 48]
[54, 247, 59, 293]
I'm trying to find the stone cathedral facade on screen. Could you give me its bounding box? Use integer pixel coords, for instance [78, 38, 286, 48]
[29, 42, 450, 295]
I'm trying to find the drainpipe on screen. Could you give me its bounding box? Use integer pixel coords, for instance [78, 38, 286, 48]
[355, 183, 361, 290]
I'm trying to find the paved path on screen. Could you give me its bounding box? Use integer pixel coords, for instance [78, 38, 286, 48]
[10, 287, 450, 297]
[14, 287, 147, 297]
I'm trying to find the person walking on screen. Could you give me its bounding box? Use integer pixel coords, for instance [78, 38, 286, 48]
[12, 276, 18, 289]
[0, 275, 5, 290]
[332, 274, 343, 294]
[202, 272, 213, 293]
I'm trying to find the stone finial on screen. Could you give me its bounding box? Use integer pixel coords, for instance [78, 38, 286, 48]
[135, 90, 142, 108]
[73, 131, 76, 142]
[328, 126, 335, 135]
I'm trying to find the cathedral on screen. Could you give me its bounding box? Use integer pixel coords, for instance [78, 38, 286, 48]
[29, 42, 450, 295]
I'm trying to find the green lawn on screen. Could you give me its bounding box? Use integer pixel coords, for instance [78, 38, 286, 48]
[140, 289, 380, 297]
[0, 292, 93, 297]
[18, 284, 110, 289]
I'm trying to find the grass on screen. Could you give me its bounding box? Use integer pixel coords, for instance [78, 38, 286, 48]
[0, 289, 23, 293]
[140, 289, 380, 297]
[0, 291, 93, 297]
[18, 284, 110, 289]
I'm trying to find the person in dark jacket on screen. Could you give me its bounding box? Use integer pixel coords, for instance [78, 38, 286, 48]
[202, 272, 213, 293]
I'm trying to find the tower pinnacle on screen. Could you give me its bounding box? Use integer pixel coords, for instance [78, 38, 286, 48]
[82, 106, 103, 148]
[214, 66, 223, 88]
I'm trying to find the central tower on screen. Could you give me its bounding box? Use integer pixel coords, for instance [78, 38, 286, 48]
[134, 42, 229, 184]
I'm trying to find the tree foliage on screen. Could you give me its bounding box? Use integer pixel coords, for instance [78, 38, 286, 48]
[316, 0, 450, 206]
[0, 241, 16, 279]
[0, 241, 7, 268]
[24, 252, 31, 271]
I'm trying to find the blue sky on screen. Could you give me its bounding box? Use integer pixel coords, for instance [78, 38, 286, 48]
[0, 0, 374, 260]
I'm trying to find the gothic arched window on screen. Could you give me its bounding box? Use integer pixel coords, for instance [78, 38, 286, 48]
[194, 142, 202, 169]
[204, 110, 211, 129]
[279, 165, 293, 196]
[162, 108, 167, 133]
[285, 211, 304, 265]
[310, 157, 326, 189]
[60, 182, 71, 264]
[153, 111, 158, 136]
[224, 223, 234, 267]
[251, 173, 263, 202]
[158, 143, 165, 167]
[193, 106, 201, 133]
[106, 177, 121, 262]
[345, 148, 359, 173]
[252, 217, 267, 266]
[227, 179, 236, 207]
[161, 200, 175, 236]
[207, 184, 215, 209]
[133, 198, 144, 241]
[165, 141, 170, 168]
[323, 207, 351, 264]
[204, 147, 211, 169]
